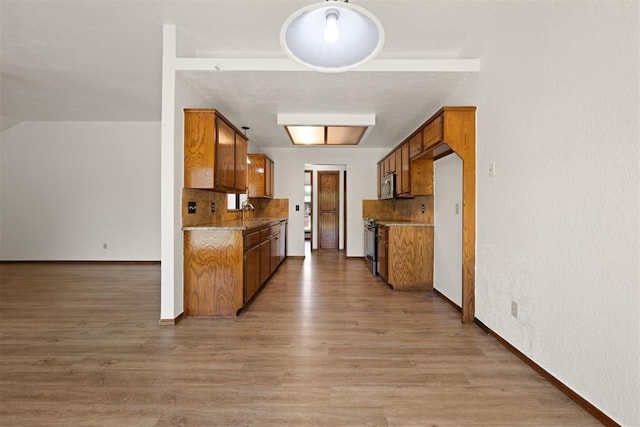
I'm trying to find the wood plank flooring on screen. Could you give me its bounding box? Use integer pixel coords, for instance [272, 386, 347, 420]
[1, 253, 599, 426]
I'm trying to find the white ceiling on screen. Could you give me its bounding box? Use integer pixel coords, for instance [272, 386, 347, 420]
[0, 0, 494, 148]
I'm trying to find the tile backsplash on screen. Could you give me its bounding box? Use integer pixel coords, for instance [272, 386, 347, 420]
[182, 188, 289, 227]
[362, 195, 434, 223]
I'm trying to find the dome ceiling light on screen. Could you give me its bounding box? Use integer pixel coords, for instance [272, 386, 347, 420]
[280, 0, 385, 72]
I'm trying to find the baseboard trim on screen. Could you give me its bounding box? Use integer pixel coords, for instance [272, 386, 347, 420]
[159, 312, 184, 326]
[432, 288, 462, 313]
[473, 318, 619, 427]
[0, 260, 160, 264]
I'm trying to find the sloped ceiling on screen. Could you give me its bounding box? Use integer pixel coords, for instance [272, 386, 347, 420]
[0, 0, 493, 147]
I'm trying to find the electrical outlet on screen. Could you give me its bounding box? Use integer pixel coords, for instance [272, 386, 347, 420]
[188, 201, 196, 214]
[511, 301, 518, 318]
[421, 204, 425, 213]
[103, 243, 108, 250]
[455, 203, 460, 215]
[489, 162, 496, 177]
[210, 202, 215, 213]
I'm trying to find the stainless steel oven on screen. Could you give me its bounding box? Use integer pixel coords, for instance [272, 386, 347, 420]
[364, 218, 378, 276]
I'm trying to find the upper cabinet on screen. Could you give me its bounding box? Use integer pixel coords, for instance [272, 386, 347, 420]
[247, 153, 274, 198]
[377, 107, 476, 199]
[422, 113, 444, 152]
[184, 109, 248, 194]
[398, 143, 411, 196]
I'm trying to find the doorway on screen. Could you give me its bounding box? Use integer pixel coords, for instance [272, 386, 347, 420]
[317, 171, 339, 249]
[304, 165, 346, 253]
[304, 170, 312, 244]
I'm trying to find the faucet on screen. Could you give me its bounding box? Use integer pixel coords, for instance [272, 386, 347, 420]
[241, 199, 255, 221]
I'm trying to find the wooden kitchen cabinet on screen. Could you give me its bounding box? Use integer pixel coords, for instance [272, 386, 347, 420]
[270, 225, 280, 273]
[184, 109, 248, 193]
[422, 113, 444, 152]
[377, 226, 389, 282]
[408, 131, 423, 159]
[380, 225, 433, 291]
[397, 143, 411, 197]
[377, 142, 428, 198]
[184, 220, 288, 317]
[411, 155, 433, 196]
[184, 229, 244, 317]
[247, 153, 274, 198]
[385, 153, 396, 174]
[376, 107, 476, 198]
[243, 242, 261, 304]
[377, 163, 382, 199]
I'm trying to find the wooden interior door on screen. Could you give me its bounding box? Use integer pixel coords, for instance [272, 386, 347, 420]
[317, 171, 339, 249]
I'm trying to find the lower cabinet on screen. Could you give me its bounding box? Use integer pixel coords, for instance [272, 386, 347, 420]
[243, 244, 261, 304]
[183, 229, 244, 317]
[184, 219, 287, 318]
[270, 227, 280, 273]
[377, 226, 389, 282]
[378, 225, 433, 291]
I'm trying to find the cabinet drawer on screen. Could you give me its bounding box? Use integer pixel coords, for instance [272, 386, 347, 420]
[260, 228, 271, 241]
[270, 225, 280, 236]
[244, 230, 261, 249]
[423, 114, 443, 150]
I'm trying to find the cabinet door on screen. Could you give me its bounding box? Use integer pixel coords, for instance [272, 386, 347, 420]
[377, 229, 388, 282]
[377, 162, 382, 199]
[409, 132, 423, 159]
[235, 134, 247, 193]
[386, 154, 396, 174]
[399, 143, 411, 195]
[184, 110, 215, 189]
[247, 154, 273, 198]
[247, 154, 264, 198]
[423, 114, 443, 151]
[279, 220, 287, 264]
[215, 117, 236, 190]
[393, 149, 403, 195]
[260, 240, 270, 284]
[265, 157, 273, 197]
[244, 245, 261, 303]
[270, 233, 279, 273]
[411, 155, 434, 196]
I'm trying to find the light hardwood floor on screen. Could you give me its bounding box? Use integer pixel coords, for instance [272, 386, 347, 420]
[1, 253, 599, 426]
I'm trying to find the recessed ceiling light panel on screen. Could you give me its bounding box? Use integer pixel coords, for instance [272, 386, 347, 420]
[280, 1, 385, 72]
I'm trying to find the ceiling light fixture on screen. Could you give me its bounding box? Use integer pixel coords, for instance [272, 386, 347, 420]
[280, 0, 385, 72]
[277, 113, 376, 146]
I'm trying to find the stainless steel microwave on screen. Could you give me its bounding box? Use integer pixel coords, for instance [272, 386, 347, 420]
[381, 174, 395, 199]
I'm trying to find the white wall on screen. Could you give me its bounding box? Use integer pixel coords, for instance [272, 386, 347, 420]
[434, 154, 462, 306]
[160, 68, 215, 320]
[0, 121, 160, 260]
[263, 147, 387, 257]
[439, 2, 639, 424]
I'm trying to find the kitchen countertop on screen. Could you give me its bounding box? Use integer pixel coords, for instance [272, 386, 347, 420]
[183, 217, 287, 231]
